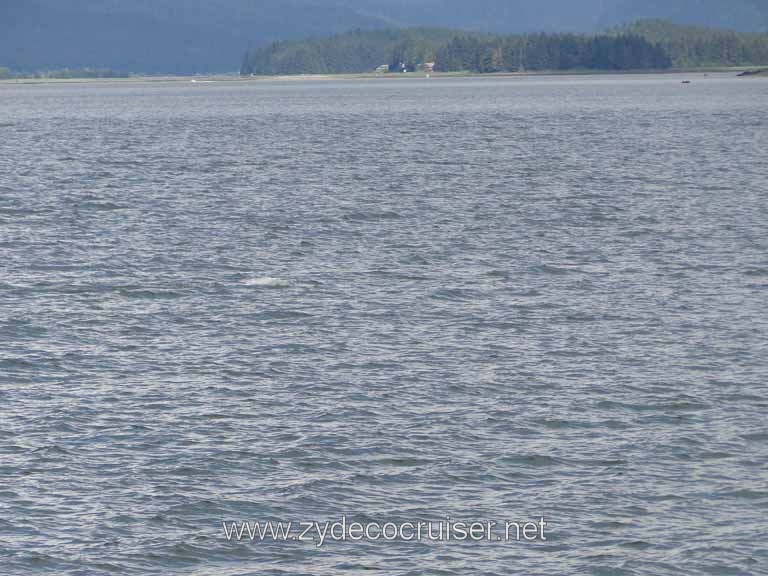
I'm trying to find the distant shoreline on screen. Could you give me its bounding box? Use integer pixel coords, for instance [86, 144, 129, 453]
[1, 67, 764, 86]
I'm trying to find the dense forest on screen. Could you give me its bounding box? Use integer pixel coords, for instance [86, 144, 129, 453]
[432, 33, 671, 73]
[241, 29, 671, 75]
[241, 20, 768, 75]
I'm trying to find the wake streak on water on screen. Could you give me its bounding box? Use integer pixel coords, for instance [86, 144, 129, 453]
[0, 75, 767, 575]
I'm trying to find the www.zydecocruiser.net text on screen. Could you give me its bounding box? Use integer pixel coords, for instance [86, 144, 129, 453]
[223, 517, 548, 547]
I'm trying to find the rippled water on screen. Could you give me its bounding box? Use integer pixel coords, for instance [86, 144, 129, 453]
[1, 75, 767, 575]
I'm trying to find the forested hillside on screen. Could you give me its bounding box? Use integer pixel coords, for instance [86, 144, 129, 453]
[241, 29, 672, 75]
[242, 20, 768, 75]
[241, 29, 459, 76]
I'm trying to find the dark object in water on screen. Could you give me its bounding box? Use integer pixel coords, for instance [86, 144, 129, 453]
[738, 69, 767, 77]
[681, 80, 691, 84]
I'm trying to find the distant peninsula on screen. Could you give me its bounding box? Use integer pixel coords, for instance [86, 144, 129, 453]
[241, 20, 768, 76]
[0, 67, 127, 81]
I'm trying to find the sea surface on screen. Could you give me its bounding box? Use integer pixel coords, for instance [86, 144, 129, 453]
[1, 74, 767, 575]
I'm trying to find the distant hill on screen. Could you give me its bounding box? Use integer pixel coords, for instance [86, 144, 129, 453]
[2, 0, 767, 74]
[616, 19, 768, 67]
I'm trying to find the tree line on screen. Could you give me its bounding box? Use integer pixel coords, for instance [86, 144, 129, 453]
[433, 33, 671, 72]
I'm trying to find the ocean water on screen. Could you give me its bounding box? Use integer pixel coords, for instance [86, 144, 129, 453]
[1, 74, 767, 575]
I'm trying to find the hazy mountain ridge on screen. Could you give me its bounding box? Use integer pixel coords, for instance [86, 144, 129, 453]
[1, 0, 389, 73]
[602, 0, 768, 32]
[2, 0, 767, 73]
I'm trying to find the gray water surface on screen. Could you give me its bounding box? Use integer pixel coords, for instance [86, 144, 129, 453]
[1, 75, 767, 575]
